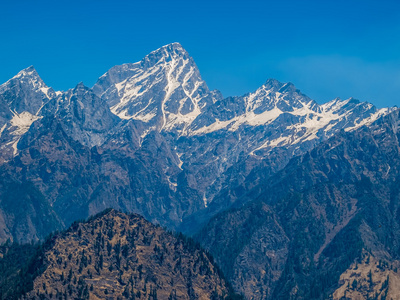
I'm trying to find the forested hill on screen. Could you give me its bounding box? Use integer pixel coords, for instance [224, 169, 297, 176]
[0, 209, 242, 300]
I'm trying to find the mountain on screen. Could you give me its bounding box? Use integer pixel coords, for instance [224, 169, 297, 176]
[0, 209, 240, 300]
[40, 82, 120, 148]
[196, 109, 400, 299]
[2, 42, 400, 299]
[0, 42, 394, 244]
[0, 66, 56, 162]
[93, 42, 220, 135]
[92, 43, 391, 212]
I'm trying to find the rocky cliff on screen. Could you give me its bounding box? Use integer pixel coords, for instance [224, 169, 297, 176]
[0, 42, 393, 245]
[196, 109, 400, 299]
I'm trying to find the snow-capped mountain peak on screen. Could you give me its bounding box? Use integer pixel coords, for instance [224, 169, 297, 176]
[0, 66, 56, 115]
[0, 66, 58, 160]
[11, 65, 37, 79]
[141, 42, 190, 68]
[93, 43, 218, 134]
[245, 79, 318, 114]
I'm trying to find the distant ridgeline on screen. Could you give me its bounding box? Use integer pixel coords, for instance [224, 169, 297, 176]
[0, 43, 400, 299]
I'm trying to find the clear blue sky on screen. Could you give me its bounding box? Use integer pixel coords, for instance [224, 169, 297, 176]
[1, 0, 400, 107]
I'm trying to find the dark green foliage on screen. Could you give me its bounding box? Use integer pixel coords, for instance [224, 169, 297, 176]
[381, 275, 389, 291]
[122, 244, 129, 258]
[168, 289, 177, 300]
[149, 285, 157, 299]
[352, 279, 357, 289]
[368, 269, 373, 287]
[0, 230, 62, 299]
[0, 242, 37, 299]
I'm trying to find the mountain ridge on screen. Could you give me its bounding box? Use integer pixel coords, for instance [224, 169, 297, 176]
[1, 42, 400, 299]
[0, 42, 395, 244]
[196, 108, 400, 299]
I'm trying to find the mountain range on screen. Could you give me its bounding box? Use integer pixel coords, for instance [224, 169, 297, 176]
[1, 42, 399, 299]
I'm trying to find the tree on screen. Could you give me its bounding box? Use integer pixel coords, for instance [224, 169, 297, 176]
[352, 279, 357, 290]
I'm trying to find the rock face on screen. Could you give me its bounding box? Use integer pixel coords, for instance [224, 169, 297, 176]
[0, 66, 55, 162]
[41, 83, 120, 148]
[93, 42, 219, 134]
[4, 209, 237, 300]
[0, 42, 394, 244]
[196, 110, 400, 299]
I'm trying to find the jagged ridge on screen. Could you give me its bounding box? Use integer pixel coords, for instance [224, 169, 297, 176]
[0, 42, 395, 244]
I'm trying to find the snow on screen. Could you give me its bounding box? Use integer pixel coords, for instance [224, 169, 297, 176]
[7, 110, 42, 155]
[245, 107, 283, 127]
[203, 193, 208, 208]
[136, 111, 157, 122]
[386, 165, 391, 177]
[198, 93, 393, 156]
[176, 152, 184, 169]
[250, 135, 289, 155]
[10, 110, 41, 136]
[344, 108, 393, 132]
[109, 64, 163, 119]
[107, 50, 393, 147]
[320, 98, 349, 112]
[105, 44, 206, 134]
[0, 124, 6, 138]
[162, 59, 179, 129]
[40, 87, 51, 98]
[11, 67, 35, 80]
[97, 43, 394, 157]
[115, 79, 127, 93]
[113, 95, 154, 121]
[166, 175, 178, 191]
[138, 126, 157, 146]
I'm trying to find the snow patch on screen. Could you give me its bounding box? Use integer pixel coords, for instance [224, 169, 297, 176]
[7, 110, 42, 155]
[191, 107, 283, 135]
[176, 152, 184, 169]
[203, 193, 208, 208]
[0, 124, 6, 138]
[40, 87, 51, 99]
[10, 110, 41, 136]
[344, 108, 393, 132]
[166, 175, 178, 191]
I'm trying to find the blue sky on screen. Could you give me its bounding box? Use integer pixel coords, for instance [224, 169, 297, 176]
[1, 0, 400, 107]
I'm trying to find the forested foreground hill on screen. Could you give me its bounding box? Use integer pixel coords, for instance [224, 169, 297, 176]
[0, 209, 242, 300]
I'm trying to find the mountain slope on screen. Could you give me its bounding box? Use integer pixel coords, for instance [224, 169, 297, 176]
[0, 209, 240, 300]
[0, 43, 395, 244]
[196, 109, 400, 299]
[40, 82, 120, 148]
[0, 66, 56, 162]
[93, 43, 392, 213]
[93, 42, 220, 135]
